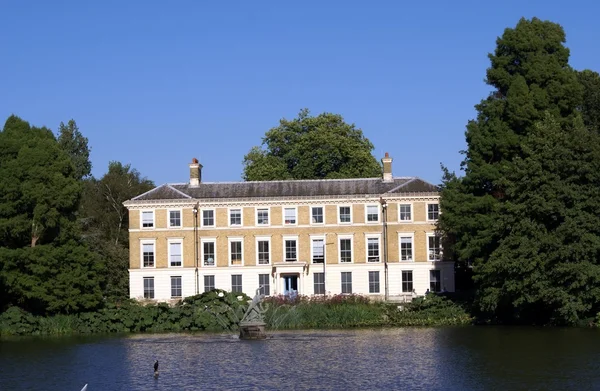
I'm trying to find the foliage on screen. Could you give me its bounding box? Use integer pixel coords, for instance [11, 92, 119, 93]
[0, 307, 39, 335]
[0, 292, 475, 336]
[0, 116, 82, 248]
[474, 116, 600, 324]
[385, 294, 473, 326]
[0, 244, 103, 315]
[439, 18, 600, 324]
[0, 116, 103, 315]
[0, 290, 251, 336]
[578, 70, 600, 133]
[264, 293, 371, 307]
[79, 161, 154, 299]
[243, 109, 381, 181]
[81, 161, 154, 247]
[263, 294, 472, 329]
[57, 119, 92, 180]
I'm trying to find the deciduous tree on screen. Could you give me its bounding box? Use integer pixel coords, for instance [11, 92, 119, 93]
[243, 109, 381, 181]
[80, 161, 154, 299]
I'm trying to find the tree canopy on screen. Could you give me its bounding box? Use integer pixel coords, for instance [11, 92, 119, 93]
[578, 70, 600, 133]
[57, 119, 92, 180]
[0, 116, 102, 314]
[243, 109, 381, 181]
[79, 161, 154, 299]
[439, 18, 600, 324]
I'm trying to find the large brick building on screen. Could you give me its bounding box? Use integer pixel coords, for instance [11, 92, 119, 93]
[124, 154, 454, 301]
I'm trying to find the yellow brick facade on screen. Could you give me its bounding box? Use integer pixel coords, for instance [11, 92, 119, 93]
[125, 166, 454, 301]
[128, 200, 440, 269]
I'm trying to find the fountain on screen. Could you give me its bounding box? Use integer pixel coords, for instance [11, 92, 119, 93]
[238, 288, 268, 340]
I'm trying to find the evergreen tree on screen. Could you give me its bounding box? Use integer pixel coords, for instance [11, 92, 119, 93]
[57, 119, 92, 180]
[0, 116, 102, 314]
[439, 18, 598, 324]
[578, 70, 600, 133]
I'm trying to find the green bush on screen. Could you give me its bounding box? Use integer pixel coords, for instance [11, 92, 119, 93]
[0, 307, 40, 335]
[0, 289, 251, 337]
[385, 294, 473, 326]
[0, 291, 474, 336]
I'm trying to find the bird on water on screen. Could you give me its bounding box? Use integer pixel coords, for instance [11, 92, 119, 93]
[154, 360, 159, 377]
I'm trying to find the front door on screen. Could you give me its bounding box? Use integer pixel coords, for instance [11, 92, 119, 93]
[283, 275, 299, 296]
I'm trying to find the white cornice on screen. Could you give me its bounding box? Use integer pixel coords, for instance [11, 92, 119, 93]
[124, 193, 440, 209]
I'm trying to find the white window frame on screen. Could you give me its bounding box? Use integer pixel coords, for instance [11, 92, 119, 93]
[203, 275, 215, 292]
[201, 208, 215, 228]
[310, 235, 326, 264]
[201, 237, 217, 267]
[398, 203, 413, 222]
[143, 276, 155, 299]
[402, 270, 414, 293]
[427, 203, 440, 222]
[283, 235, 299, 262]
[283, 206, 298, 226]
[365, 204, 380, 223]
[258, 274, 270, 296]
[427, 232, 442, 261]
[229, 208, 243, 227]
[231, 274, 243, 293]
[338, 234, 354, 263]
[398, 232, 415, 262]
[170, 276, 182, 298]
[168, 208, 182, 228]
[341, 271, 352, 294]
[368, 271, 380, 294]
[430, 270, 442, 292]
[140, 239, 156, 268]
[168, 238, 184, 267]
[338, 205, 352, 224]
[365, 234, 381, 263]
[140, 210, 155, 229]
[255, 235, 271, 265]
[228, 237, 244, 266]
[255, 207, 270, 226]
[313, 272, 325, 295]
[310, 206, 325, 225]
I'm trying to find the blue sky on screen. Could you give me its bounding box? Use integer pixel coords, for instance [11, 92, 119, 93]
[1, 1, 598, 186]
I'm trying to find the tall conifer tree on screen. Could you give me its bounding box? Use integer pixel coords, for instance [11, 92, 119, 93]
[439, 18, 600, 324]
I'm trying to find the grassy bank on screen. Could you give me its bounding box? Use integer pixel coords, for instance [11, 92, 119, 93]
[264, 293, 473, 329]
[0, 292, 473, 337]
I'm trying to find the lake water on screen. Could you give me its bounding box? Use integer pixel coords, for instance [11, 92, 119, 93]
[1, 327, 599, 390]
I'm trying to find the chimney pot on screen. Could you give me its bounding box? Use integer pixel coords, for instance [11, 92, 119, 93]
[189, 158, 202, 187]
[382, 153, 393, 182]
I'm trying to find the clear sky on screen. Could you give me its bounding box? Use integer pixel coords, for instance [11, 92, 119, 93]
[1, 0, 598, 186]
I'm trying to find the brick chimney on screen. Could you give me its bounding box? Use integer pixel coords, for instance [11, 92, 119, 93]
[189, 158, 202, 186]
[382, 152, 393, 182]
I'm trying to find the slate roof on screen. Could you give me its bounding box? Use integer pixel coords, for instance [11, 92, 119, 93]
[129, 177, 439, 202]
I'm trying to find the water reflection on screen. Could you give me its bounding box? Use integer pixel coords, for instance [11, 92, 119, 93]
[1, 328, 600, 390]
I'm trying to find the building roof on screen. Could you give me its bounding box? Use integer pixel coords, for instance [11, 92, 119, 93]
[129, 177, 439, 202]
